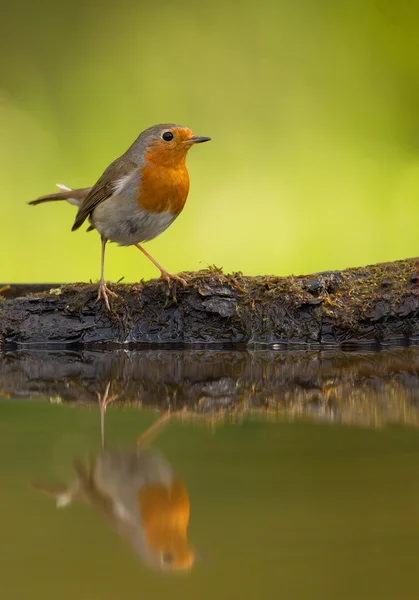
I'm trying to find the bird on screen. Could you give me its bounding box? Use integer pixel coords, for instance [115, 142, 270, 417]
[29, 124, 211, 310]
[32, 448, 195, 572]
[31, 385, 195, 572]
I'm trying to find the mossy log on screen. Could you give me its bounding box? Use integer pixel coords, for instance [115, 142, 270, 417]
[1, 258, 419, 347]
[2, 347, 419, 428]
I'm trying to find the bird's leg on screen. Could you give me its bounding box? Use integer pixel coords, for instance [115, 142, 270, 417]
[97, 382, 119, 451]
[96, 236, 118, 310]
[135, 243, 188, 286]
[136, 411, 171, 452]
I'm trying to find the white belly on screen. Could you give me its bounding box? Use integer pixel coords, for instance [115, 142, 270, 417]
[92, 450, 175, 524]
[91, 193, 177, 246]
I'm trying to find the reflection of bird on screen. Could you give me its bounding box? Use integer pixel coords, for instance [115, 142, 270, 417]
[31, 385, 195, 572]
[29, 124, 211, 309]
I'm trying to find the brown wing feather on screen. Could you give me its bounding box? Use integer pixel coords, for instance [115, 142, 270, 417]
[71, 156, 137, 231]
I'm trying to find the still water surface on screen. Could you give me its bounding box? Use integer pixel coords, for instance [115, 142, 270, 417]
[2, 347, 419, 599]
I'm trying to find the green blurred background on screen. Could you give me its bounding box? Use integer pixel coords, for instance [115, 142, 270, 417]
[1, 0, 419, 283]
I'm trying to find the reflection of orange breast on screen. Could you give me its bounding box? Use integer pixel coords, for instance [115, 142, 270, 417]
[138, 160, 190, 215]
[138, 479, 194, 570]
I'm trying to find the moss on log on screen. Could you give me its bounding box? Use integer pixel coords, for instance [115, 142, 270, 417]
[1, 258, 419, 347]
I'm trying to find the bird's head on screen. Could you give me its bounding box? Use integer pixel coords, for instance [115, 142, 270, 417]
[138, 123, 211, 168]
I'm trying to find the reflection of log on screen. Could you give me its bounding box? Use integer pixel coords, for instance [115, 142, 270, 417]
[1, 258, 419, 346]
[2, 347, 419, 428]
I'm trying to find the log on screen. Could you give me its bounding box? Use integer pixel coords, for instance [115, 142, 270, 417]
[1, 258, 419, 347]
[1, 347, 419, 428]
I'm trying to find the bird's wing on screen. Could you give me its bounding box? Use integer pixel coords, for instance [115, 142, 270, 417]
[72, 156, 138, 231]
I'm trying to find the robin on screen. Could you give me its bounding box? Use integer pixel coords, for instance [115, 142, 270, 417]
[29, 124, 211, 310]
[31, 385, 195, 572]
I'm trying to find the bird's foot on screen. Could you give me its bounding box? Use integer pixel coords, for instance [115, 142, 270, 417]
[96, 280, 118, 311]
[159, 269, 188, 287]
[96, 381, 119, 411]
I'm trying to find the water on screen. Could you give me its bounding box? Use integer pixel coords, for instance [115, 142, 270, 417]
[2, 347, 419, 599]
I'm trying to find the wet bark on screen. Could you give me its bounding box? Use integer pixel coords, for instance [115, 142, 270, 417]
[2, 347, 419, 427]
[1, 258, 419, 347]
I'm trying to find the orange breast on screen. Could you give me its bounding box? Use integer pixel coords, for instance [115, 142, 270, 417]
[138, 479, 194, 569]
[138, 158, 190, 215]
[138, 479, 190, 534]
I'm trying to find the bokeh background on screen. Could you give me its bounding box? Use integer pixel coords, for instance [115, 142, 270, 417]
[1, 0, 419, 283]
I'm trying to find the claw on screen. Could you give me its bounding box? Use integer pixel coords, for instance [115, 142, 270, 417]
[159, 270, 188, 287]
[96, 280, 118, 311]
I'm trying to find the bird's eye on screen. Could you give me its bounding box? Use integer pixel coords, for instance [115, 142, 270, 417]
[162, 131, 174, 142]
[161, 552, 174, 565]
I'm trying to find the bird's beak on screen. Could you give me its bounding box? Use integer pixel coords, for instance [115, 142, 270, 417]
[187, 136, 211, 144]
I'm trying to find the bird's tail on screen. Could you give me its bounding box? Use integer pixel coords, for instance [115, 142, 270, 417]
[28, 183, 91, 207]
[30, 480, 81, 507]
